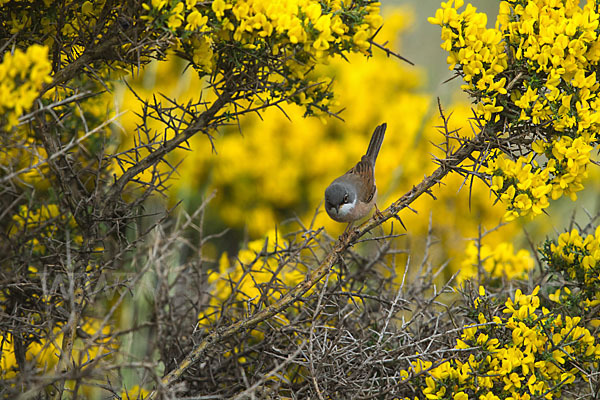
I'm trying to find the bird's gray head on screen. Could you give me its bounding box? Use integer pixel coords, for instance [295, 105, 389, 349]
[324, 181, 357, 221]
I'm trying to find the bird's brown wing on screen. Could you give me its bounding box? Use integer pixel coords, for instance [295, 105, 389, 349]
[343, 123, 385, 204]
[347, 156, 376, 203]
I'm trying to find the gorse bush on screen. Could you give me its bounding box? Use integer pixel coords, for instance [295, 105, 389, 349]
[430, 0, 600, 220]
[1, 0, 599, 399]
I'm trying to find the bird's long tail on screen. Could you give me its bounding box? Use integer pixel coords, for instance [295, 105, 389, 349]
[365, 122, 387, 162]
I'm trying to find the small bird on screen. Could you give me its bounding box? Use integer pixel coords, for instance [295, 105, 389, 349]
[324, 123, 386, 229]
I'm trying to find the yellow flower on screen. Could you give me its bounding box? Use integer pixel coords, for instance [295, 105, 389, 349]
[353, 29, 369, 51]
[151, 0, 167, 10]
[212, 0, 231, 19]
[459, 241, 532, 281]
[190, 36, 214, 72]
[81, 1, 94, 15]
[0, 44, 52, 128]
[479, 393, 500, 400]
[304, 2, 321, 22]
[186, 10, 208, 31]
[454, 392, 468, 400]
[167, 2, 184, 29]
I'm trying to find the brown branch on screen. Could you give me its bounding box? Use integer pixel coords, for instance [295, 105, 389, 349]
[43, 35, 121, 94]
[368, 39, 414, 66]
[152, 228, 338, 394]
[102, 92, 230, 209]
[368, 25, 414, 66]
[368, 139, 479, 233]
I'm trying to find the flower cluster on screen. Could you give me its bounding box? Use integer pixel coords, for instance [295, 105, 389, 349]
[428, 0, 508, 119]
[485, 133, 593, 221]
[413, 286, 600, 400]
[195, 230, 313, 372]
[541, 226, 600, 317]
[143, 0, 383, 114]
[533, 135, 593, 200]
[485, 151, 552, 221]
[498, 0, 600, 128]
[430, 0, 600, 221]
[146, 0, 381, 54]
[0, 44, 52, 129]
[459, 240, 533, 281]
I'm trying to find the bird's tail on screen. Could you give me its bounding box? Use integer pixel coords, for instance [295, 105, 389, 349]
[365, 122, 387, 162]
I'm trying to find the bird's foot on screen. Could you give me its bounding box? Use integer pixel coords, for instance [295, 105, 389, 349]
[374, 204, 385, 220]
[339, 222, 355, 241]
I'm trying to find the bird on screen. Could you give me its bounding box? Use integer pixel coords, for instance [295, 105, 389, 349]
[324, 123, 386, 232]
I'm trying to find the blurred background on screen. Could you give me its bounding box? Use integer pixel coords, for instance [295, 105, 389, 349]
[114, 0, 599, 284]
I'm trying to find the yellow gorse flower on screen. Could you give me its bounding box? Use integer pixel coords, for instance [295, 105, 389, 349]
[459, 241, 533, 281]
[147, 0, 383, 79]
[430, 0, 600, 221]
[0, 44, 52, 129]
[542, 226, 600, 322]
[412, 286, 600, 399]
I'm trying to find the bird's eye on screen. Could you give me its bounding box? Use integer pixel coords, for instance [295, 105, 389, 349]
[343, 194, 349, 203]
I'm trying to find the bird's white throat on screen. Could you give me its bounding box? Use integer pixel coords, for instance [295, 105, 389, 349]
[337, 200, 356, 216]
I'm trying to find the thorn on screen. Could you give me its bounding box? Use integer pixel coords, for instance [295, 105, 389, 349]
[393, 214, 407, 231]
